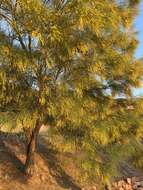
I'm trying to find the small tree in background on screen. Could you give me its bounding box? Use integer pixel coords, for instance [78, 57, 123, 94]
[0, 0, 143, 187]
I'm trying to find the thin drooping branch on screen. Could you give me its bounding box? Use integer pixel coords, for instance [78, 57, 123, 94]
[17, 35, 27, 51]
[28, 35, 32, 53]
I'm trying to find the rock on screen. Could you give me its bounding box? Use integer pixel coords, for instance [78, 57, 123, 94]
[126, 178, 132, 185]
[139, 181, 143, 186]
[132, 177, 138, 183]
[125, 184, 132, 190]
[132, 184, 138, 189]
[119, 187, 124, 190]
[4, 174, 9, 180]
[113, 182, 118, 188]
[134, 181, 142, 187]
[118, 180, 124, 187]
[81, 177, 143, 190]
[40, 174, 45, 182]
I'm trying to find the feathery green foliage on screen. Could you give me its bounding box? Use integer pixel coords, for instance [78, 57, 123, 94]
[0, 0, 143, 186]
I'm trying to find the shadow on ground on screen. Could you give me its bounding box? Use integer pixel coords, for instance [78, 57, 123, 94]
[0, 133, 81, 189]
[38, 137, 81, 190]
[0, 137, 27, 184]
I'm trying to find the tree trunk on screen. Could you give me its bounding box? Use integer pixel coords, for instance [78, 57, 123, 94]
[24, 119, 41, 176]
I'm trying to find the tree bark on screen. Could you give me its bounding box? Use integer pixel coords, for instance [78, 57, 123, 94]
[24, 119, 41, 176]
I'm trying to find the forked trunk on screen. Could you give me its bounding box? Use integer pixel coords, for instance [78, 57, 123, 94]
[24, 119, 41, 176]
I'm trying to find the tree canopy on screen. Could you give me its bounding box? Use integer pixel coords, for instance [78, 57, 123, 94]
[0, 0, 143, 187]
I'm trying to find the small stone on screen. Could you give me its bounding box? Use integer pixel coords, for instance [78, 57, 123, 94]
[119, 187, 124, 190]
[113, 182, 118, 188]
[125, 184, 132, 190]
[139, 181, 143, 186]
[134, 181, 141, 187]
[132, 177, 138, 183]
[132, 184, 138, 189]
[122, 181, 127, 188]
[40, 174, 45, 181]
[118, 180, 124, 187]
[126, 178, 132, 185]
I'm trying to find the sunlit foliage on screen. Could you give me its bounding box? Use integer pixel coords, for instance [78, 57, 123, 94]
[0, 0, 143, 187]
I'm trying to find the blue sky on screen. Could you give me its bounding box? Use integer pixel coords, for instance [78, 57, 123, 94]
[133, 1, 143, 96]
[135, 1, 143, 58]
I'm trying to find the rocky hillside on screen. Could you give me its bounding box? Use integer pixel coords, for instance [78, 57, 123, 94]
[0, 133, 143, 190]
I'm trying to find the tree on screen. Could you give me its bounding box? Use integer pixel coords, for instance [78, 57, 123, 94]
[0, 0, 143, 187]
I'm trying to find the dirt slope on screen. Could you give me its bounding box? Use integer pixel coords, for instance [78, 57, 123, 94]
[0, 133, 143, 190]
[0, 134, 84, 190]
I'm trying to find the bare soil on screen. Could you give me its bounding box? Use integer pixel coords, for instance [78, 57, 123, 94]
[0, 133, 143, 190]
[0, 133, 83, 190]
